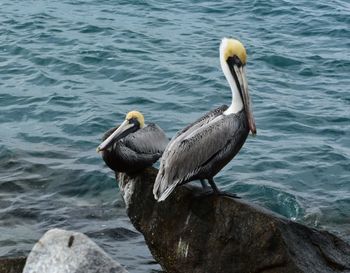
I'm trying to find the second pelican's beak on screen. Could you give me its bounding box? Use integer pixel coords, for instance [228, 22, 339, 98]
[96, 120, 134, 152]
[234, 65, 257, 135]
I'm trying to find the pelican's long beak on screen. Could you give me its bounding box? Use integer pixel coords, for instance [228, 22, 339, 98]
[96, 120, 134, 152]
[234, 65, 257, 135]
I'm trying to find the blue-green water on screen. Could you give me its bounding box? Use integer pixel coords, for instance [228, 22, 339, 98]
[0, 0, 349, 271]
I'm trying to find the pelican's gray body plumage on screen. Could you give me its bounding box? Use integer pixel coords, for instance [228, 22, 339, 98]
[153, 105, 249, 201]
[101, 123, 168, 174]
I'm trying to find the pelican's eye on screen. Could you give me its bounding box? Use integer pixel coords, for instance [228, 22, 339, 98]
[128, 118, 140, 127]
[227, 55, 243, 68]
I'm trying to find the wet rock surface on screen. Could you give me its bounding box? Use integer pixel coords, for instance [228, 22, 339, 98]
[119, 168, 350, 273]
[23, 229, 128, 273]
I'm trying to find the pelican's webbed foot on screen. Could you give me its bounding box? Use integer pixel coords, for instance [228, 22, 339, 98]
[208, 178, 241, 199]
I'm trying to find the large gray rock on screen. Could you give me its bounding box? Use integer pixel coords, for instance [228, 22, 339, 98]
[23, 229, 128, 273]
[119, 168, 350, 273]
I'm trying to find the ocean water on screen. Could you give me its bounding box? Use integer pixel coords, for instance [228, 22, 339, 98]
[0, 0, 349, 271]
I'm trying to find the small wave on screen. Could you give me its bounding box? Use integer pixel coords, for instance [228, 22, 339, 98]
[27, 72, 59, 86]
[86, 227, 139, 241]
[258, 55, 303, 68]
[78, 24, 114, 34]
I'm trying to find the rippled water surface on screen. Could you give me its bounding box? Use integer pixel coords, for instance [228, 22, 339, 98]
[0, 0, 349, 271]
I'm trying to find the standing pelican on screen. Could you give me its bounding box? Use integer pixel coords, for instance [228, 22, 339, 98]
[97, 111, 168, 174]
[153, 38, 256, 201]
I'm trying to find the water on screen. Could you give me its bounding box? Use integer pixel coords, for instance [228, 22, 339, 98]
[0, 0, 349, 271]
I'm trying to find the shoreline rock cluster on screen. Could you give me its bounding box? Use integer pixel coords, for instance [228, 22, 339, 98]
[1, 167, 350, 273]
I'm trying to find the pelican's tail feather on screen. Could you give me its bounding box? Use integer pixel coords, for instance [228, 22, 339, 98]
[153, 169, 178, 202]
[157, 182, 178, 202]
[153, 170, 163, 201]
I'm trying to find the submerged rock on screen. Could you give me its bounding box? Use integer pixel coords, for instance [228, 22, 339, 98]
[23, 229, 128, 273]
[119, 168, 350, 273]
[0, 257, 26, 273]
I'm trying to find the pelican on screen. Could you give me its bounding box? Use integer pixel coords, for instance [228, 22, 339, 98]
[97, 111, 168, 174]
[153, 38, 256, 201]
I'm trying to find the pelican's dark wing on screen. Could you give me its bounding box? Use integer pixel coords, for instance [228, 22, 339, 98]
[153, 112, 244, 201]
[123, 123, 168, 154]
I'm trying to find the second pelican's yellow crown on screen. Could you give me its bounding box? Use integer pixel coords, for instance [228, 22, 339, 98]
[126, 111, 145, 128]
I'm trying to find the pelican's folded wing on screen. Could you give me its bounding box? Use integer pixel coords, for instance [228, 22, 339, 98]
[124, 124, 168, 154]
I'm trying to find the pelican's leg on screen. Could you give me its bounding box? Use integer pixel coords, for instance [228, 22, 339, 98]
[207, 178, 240, 199]
[207, 178, 220, 193]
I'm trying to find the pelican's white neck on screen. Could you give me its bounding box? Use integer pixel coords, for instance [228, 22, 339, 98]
[220, 43, 243, 115]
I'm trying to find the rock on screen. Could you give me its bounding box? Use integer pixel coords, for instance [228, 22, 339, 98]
[0, 257, 26, 273]
[23, 229, 128, 273]
[118, 168, 350, 273]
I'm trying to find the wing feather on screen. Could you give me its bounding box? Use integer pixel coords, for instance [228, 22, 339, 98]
[173, 105, 228, 139]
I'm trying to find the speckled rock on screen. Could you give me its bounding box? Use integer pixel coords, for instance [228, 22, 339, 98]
[119, 168, 350, 273]
[23, 229, 127, 273]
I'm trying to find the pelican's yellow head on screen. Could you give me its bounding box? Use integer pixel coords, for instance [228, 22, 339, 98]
[220, 38, 247, 65]
[126, 111, 145, 128]
[219, 37, 256, 135]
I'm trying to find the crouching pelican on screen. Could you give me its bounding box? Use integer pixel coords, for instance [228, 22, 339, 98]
[97, 111, 168, 174]
[153, 38, 256, 201]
